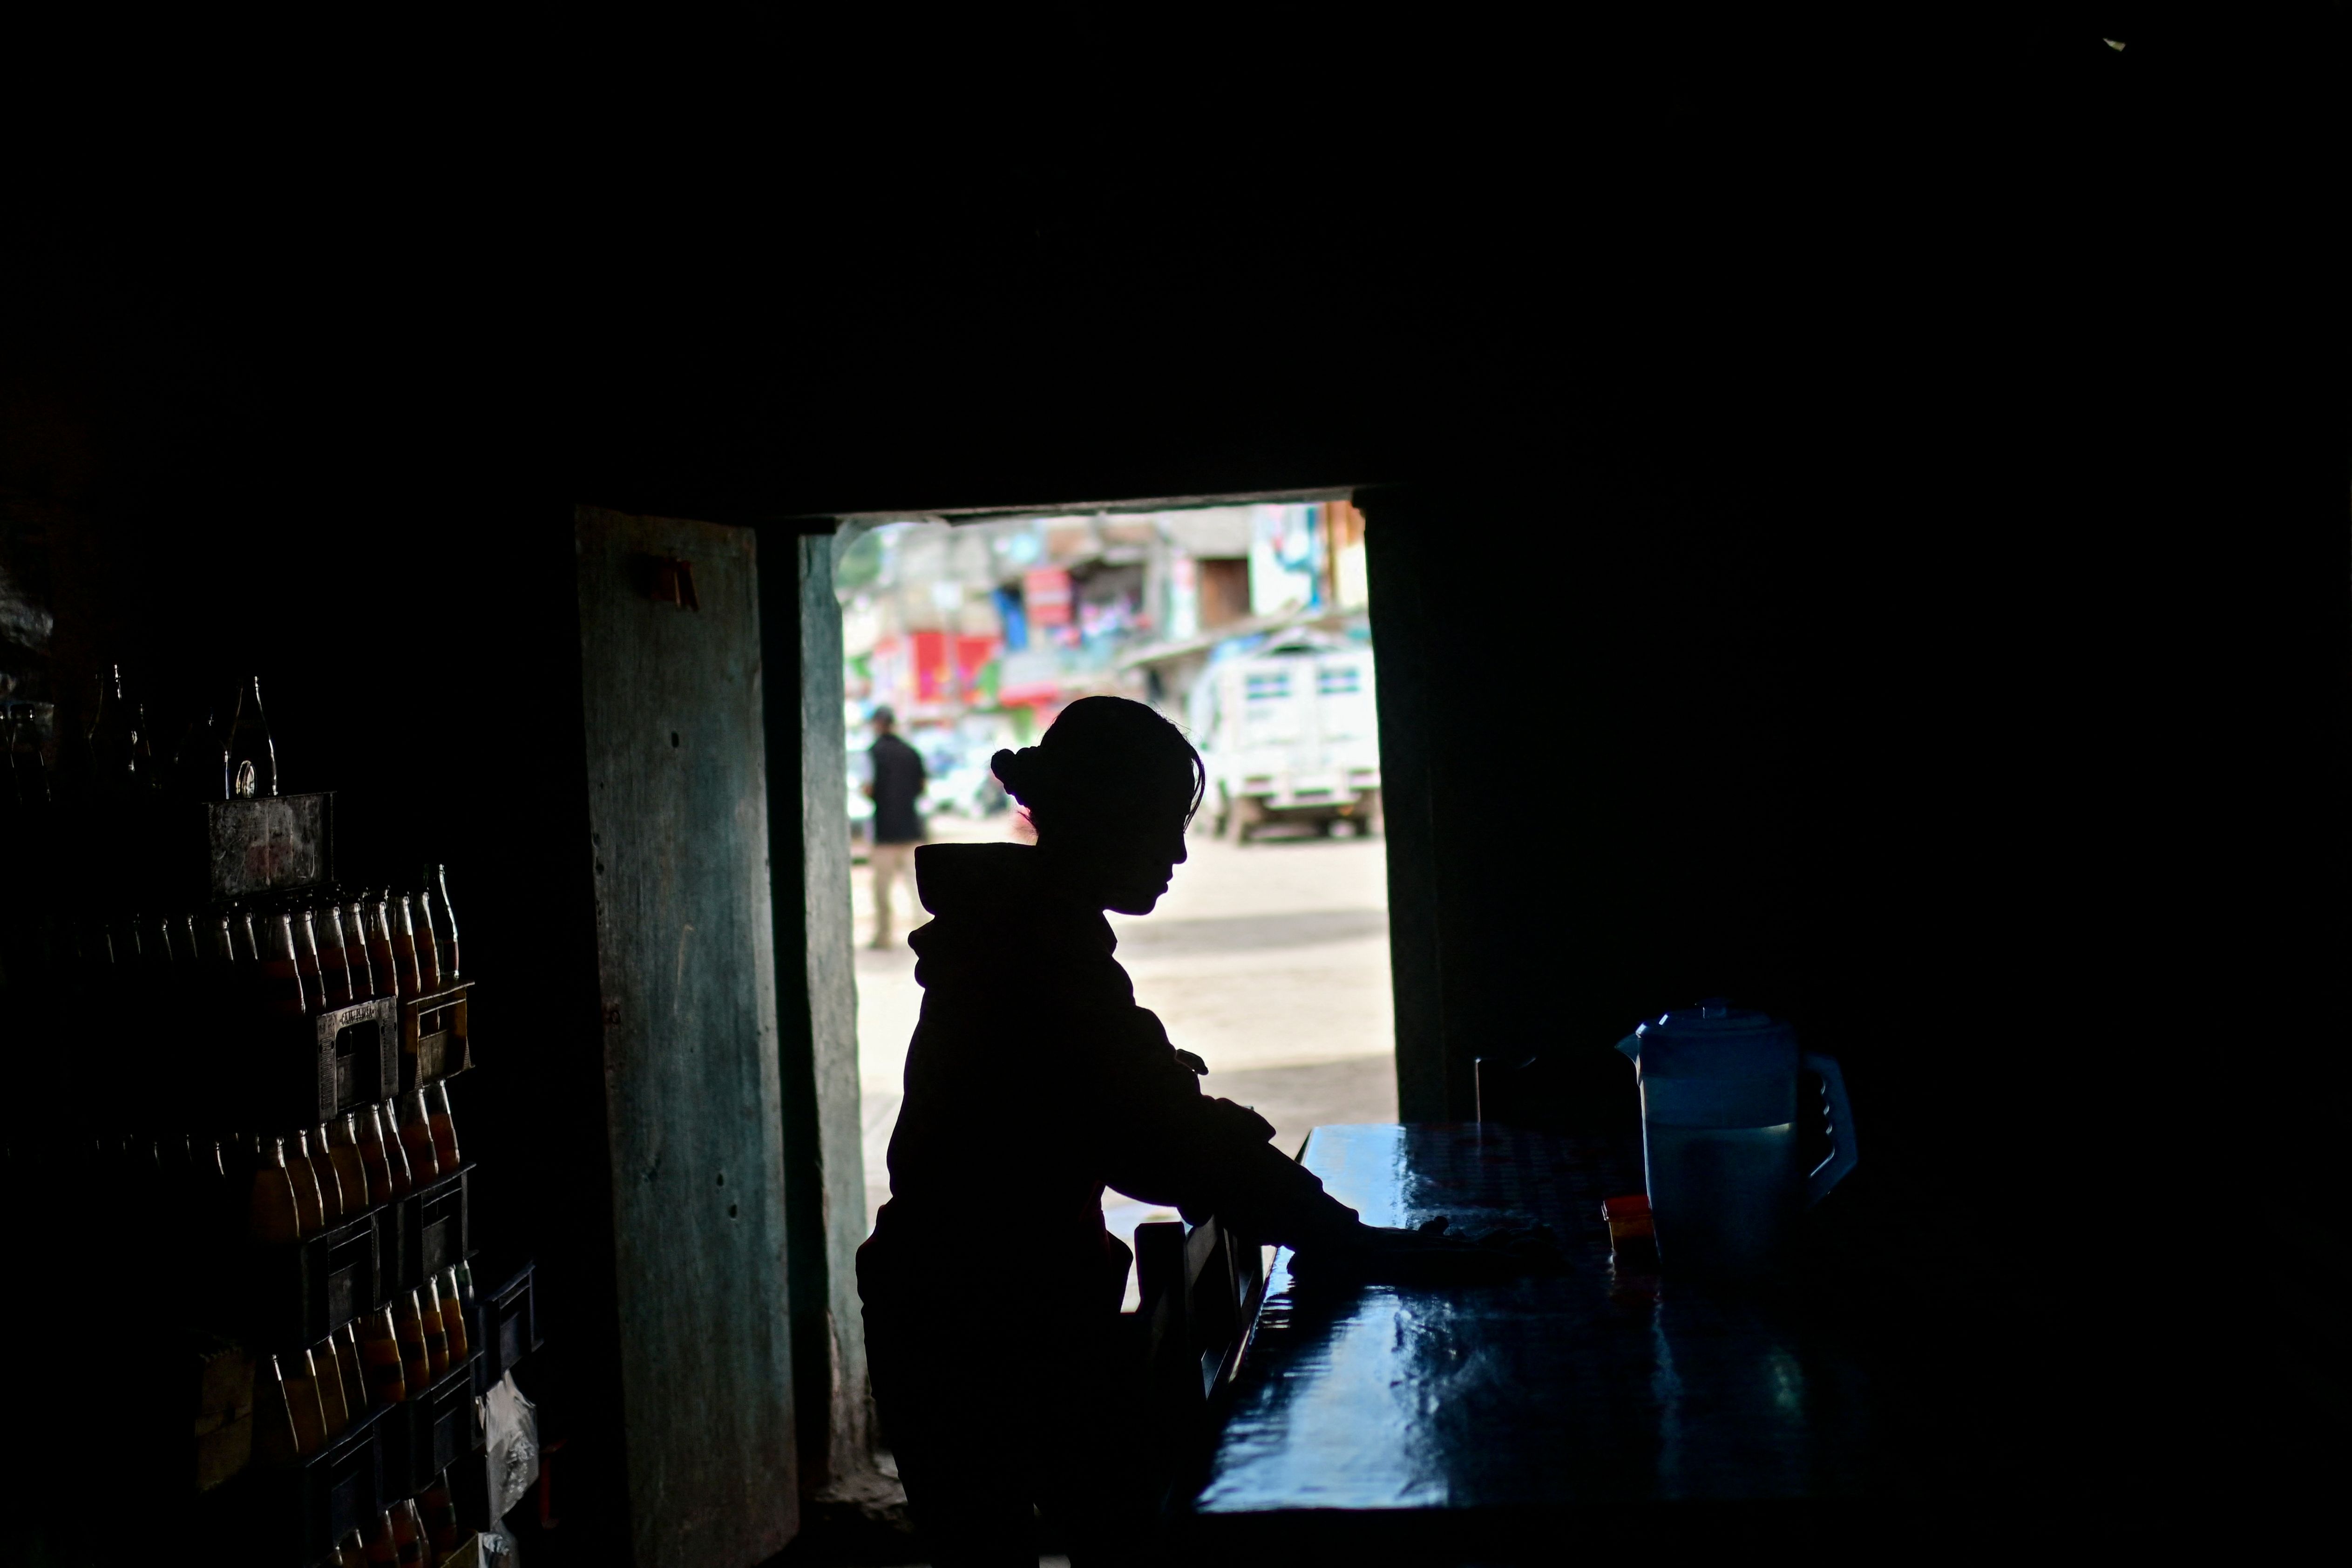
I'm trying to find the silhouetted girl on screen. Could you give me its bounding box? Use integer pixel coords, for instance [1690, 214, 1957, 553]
[858, 695, 1471, 1566]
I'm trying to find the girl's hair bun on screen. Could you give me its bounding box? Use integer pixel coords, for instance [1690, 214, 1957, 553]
[990, 747, 1039, 803]
[990, 698, 1207, 826]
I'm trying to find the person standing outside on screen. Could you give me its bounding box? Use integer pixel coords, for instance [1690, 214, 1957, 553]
[864, 706, 928, 950]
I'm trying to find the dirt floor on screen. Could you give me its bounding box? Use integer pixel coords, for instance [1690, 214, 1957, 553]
[852, 808, 1398, 1291]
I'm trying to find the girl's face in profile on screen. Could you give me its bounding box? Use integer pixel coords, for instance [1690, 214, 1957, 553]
[1094, 803, 1192, 916]
[1040, 764, 1196, 915]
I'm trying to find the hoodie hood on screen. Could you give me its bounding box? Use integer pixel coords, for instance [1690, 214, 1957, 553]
[908, 843, 1130, 1007]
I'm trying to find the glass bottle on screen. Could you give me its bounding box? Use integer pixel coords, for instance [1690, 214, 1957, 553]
[424, 864, 461, 981]
[426, 1079, 459, 1171]
[419, 1274, 451, 1382]
[350, 1107, 396, 1204]
[390, 1499, 427, 1568]
[310, 1123, 347, 1224]
[262, 911, 313, 1017]
[371, 1100, 413, 1197]
[85, 664, 142, 801]
[249, 1136, 301, 1245]
[392, 1289, 433, 1392]
[386, 892, 422, 998]
[292, 906, 328, 1007]
[419, 1469, 461, 1557]
[363, 1510, 400, 1568]
[326, 1113, 373, 1211]
[438, 1265, 471, 1362]
[411, 886, 443, 992]
[282, 1347, 329, 1457]
[313, 903, 353, 1008]
[358, 1305, 406, 1405]
[396, 1087, 440, 1183]
[196, 1142, 233, 1250]
[312, 1336, 352, 1439]
[338, 890, 378, 1001]
[363, 893, 402, 1002]
[225, 676, 277, 800]
[284, 1128, 326, 1236]
[206, 1135, 242, 1243]
[7, 703, 53, 813]
[256, 1354, 303, 1466]
[332, 1320, 370, 1418]
[129, 701, 157, 790]
[228, 904, 260, 964]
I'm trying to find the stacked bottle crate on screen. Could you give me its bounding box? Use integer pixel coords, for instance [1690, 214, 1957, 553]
[0, 673, 538, 1568]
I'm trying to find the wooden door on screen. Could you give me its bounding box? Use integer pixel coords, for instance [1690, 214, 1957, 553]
[575, 506, 797, 1566]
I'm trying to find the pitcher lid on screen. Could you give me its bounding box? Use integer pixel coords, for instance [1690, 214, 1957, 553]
[1638, 999, 1789, 1042]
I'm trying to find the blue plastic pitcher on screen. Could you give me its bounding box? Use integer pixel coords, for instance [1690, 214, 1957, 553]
[1615, 1003, 1857, 1276]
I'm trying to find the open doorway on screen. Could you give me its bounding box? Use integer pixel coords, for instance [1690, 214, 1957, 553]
[837, 501, 1396, 1299]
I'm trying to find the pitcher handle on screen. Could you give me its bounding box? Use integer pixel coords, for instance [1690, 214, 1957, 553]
[1800, 1051, 1858, 1205]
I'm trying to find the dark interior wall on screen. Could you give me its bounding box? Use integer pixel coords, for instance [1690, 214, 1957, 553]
[5, 3, 2341, 1537]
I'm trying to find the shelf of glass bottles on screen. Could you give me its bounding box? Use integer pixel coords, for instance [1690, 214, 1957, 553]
[214, 1353, 488, 1567]
[242, 1162, 472, 1350]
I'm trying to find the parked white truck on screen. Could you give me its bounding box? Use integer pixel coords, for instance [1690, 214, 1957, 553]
[1195, 633, 1382, 841]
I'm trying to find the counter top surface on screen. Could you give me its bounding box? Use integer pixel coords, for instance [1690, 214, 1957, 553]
[1188, 1122, 1877, 1530]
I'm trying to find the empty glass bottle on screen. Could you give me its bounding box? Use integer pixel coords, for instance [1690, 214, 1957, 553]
[261, 912, 313, 1017]
[6, 703, 54, 813]
[85, 665, 142, 801]
[129, 702, 157, 789]
[424, 864, 461, 981]
[225, 676, 277, 799]
[229, 904, 261, 964]
[292, 907, 328, 1009]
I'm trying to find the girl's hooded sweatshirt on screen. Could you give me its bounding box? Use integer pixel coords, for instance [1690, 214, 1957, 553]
[859, 841, 1359, 1319]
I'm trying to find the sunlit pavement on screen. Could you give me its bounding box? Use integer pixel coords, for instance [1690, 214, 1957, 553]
[853, 811, 1398, 1296]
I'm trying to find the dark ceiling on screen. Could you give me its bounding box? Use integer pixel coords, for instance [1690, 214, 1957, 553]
[0, 7, 2326, 525]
